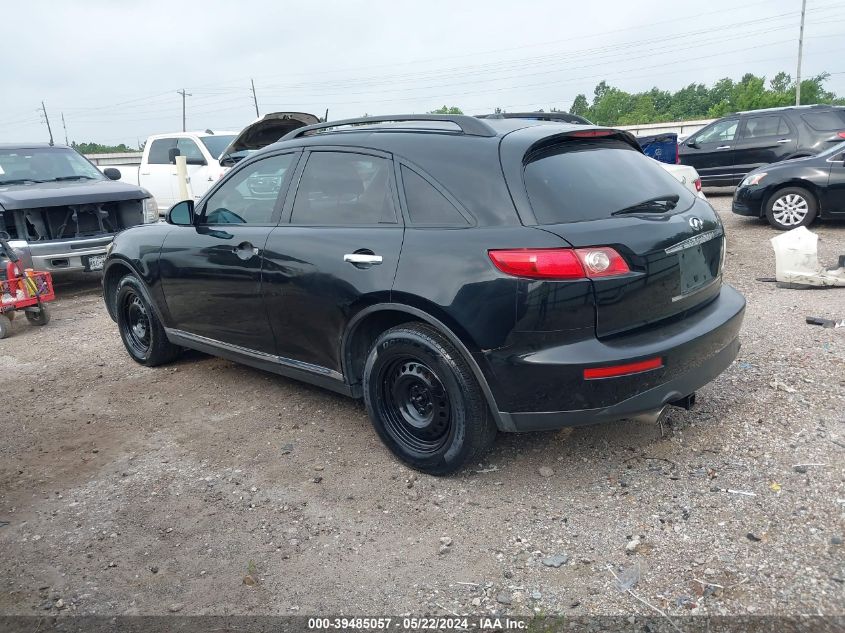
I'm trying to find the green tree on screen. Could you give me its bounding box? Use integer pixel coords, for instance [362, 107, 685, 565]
[428, 105, 464, 115]
[71, 141, 137, 154]
[570, 94, 590, 119]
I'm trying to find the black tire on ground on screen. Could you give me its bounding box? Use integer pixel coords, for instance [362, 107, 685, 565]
[765, 186, 818, 230]
[363, 323, 497, 475]
[25, 305, 50, 326]
[115, 274, 180, 366]
[0, 314, 10, 339]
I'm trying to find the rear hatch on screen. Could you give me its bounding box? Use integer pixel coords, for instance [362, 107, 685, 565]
[218, 112, 319, 166]
[522, 134, 724, 338]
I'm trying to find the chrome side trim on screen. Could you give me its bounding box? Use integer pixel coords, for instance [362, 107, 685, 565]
[164, 328, 344, 381]
[665, 228, 723, 254]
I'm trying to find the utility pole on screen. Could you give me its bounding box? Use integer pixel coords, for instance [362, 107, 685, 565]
[39, 101, 54, 146]
[61, 112, 69, 145]
[795, 0, 807, 105]
[177, 89, 191, 132]
[250, 78, 260, 117]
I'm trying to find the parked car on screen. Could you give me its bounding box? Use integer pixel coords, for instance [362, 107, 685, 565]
[109, 113, 319, 215]
[102, 114, 745, 474]
[679, 105, 845, 186]
[662, 163, 705, 198]
[732, 140, 845, 229]
[0, 144, 157, 273]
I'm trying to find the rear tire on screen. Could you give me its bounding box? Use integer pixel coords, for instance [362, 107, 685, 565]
[25, 305, 50, 326]
[115, 274, 180, 366]
[765, 187, 817, 230]
[363, 323, 497, 475]
[0, 314, 10, 339]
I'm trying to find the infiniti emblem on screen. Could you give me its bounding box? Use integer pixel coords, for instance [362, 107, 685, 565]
[689, 217, 704, 231]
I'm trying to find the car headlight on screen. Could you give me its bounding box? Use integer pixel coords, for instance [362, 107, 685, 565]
[740, 172, 767, 187]
[142, 197, 159, 223]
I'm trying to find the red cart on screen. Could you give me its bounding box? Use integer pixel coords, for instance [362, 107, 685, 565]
[0, 270, 54, 339]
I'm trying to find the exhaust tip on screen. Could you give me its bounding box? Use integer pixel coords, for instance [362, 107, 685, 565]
[631, 405, 669, 425]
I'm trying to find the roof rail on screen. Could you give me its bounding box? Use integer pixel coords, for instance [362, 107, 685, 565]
[279, 114, 497, 141]
[735, 104, 834, 115]
[476, 111, 591, 124]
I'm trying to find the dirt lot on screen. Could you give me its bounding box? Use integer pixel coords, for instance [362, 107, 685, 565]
[0, 193, 843, 619]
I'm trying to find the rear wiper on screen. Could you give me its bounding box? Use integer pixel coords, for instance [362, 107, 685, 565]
[612, 194, 680, 216]
[50, 175, 97, 181]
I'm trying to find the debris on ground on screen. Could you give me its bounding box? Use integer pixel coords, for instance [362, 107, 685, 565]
[770, 227, 845, 288]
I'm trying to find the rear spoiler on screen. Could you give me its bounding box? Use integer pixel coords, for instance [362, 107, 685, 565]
[524, 128, 643, 161]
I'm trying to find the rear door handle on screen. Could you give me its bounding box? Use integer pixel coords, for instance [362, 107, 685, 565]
[716, 145, 731, 150]
[234, 241, 260, 260]
[344, 253, 383, 266]
[777, 138, 792, 143]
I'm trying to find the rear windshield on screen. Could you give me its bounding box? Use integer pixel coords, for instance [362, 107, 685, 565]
[524, 140, 694, 224]
[801, 110, 845, 131]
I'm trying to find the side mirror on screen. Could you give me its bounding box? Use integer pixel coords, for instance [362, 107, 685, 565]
[686, 140, 699, 149]
[103, 167, 122, 180]
[167, 200, 195, 226]
[168, 147, 181, 164]
[186, 156, 207, 166]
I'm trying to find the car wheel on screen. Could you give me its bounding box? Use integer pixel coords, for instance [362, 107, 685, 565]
[363, 323, 497, 475]
[765, 187, 817, 230]
[115, 274, 180, 366]
[0, 314, 11, 339]
[25, 305, 50, 326]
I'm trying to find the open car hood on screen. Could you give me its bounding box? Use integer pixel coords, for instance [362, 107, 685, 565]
[219, 112, 319, 164]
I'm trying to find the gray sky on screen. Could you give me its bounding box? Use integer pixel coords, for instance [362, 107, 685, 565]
[1, 0, 843, 147]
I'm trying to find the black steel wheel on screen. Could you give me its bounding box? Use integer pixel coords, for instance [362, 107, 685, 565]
[363, 323, 497, 475]
[115, 274, 180, 366]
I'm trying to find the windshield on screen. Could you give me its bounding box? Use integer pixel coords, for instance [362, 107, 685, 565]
[0, 147, 104, 185]
[524, 140, 694, 223]
[199, 135, 236, 159]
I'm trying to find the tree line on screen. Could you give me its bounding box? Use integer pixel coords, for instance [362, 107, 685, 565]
[430, 71, 844, 125]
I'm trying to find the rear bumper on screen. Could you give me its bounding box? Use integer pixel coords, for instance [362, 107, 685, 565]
[490, 284, 746, 431]
[18, 236, 113, 272]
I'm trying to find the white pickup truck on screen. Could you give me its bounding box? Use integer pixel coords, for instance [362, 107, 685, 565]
[108, 113, 319, 215]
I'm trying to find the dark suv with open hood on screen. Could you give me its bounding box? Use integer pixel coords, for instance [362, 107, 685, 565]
[102, 114, 745, 474]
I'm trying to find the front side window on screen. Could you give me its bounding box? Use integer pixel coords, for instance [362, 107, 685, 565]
[202, 153, 295, 225]
[176, 138, 205, 164]
[291, 152, 396, 225]
[199, 135, 236, 158]
[742, 115, 789, 139]
[147, 138, 178, 164]
[694, 119, 738, 144]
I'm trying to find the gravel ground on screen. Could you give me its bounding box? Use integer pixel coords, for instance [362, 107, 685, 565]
[0, 193, 843, 619]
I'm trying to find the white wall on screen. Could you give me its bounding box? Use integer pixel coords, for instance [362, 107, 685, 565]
[616, 118, 715, 139]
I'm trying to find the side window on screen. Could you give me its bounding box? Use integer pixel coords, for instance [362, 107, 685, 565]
[742, 115, 787, 139]
[147, 138, 178, 164]
[291, 152, 396, 225]
[694, 119, 738, 144]
[176, 138, 205, 164]
[202, 153, 295, 225]
[401, 166, 468, 226]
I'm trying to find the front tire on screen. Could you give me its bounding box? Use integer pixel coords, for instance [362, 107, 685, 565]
[765, 187, 817, 230]
[115, 275, 180, 366]
[25, 305, 50, 326]
[363, 323, 497, 475]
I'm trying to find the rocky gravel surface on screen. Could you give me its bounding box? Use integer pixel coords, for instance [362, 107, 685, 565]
[0, 193, 843, 619]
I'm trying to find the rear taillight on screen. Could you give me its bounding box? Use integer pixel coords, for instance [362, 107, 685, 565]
[694, 178, 702, 192]
[837, 131, 845, 139]
[488, 248, 629, 280]
[675, 144, 680, 164]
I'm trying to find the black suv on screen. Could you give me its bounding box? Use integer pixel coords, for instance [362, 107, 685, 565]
[102, 114, 745, 474]
[679, 105, 845, 186]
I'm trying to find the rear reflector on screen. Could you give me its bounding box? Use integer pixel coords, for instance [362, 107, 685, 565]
[838, 131, 845, 139]
[488, 248, 629, 279]
[694, 178, 702, 192]
[583, 357, 663, 380]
